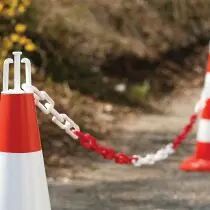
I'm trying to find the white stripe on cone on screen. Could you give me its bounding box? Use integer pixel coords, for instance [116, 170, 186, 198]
[204, 72, 210, 83]
[197, 119, 210, 143]
[201, 73, 210, 100]
[0, 151, 51, 210]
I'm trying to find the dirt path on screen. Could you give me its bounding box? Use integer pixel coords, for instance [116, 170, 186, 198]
[48, 87, 210, 210]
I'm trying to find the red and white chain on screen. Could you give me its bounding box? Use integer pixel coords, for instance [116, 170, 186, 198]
[22, 83, 198, 167]
[22, 84, 80, 140]
[132, 113, 197, 166]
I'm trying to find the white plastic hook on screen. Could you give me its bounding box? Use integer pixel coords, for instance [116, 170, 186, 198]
[2, 51, 32, 94]
[13, 51, 22, 92]
[3, 58, 13, 93]
[21, 58, 32, 86]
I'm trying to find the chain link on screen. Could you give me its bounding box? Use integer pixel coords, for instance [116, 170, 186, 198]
[22, 84, 80, 140]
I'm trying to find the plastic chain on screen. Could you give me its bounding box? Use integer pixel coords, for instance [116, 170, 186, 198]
[75, 131, 134, 164]
[172, 114, 197, 149]
[23, 84, 198, 166]
[132, 113, 197, 167]
[74, 114, 197, 166]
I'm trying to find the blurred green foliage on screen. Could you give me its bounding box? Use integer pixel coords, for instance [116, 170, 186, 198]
[129, 81, 151, 103]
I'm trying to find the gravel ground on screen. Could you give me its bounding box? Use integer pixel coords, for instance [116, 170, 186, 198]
[49, 164, 210, 210]
[48, 88, 210, 210]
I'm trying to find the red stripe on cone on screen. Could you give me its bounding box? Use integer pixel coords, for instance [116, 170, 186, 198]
[0, 94, 41, 153]
[181, 142, 210, 171]
[201, 99, 210, 119]
[195, 142, 210, 160]
[207, 54, 210, 72]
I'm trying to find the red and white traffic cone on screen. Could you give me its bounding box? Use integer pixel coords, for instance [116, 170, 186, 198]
[0, 52, 51, 209]
[181, 99, 210, 171]
[181, 45, 210, 172]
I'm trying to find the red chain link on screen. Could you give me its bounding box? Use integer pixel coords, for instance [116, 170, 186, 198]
[172, 113, 197, 149]
[74, 113, 197, 165]
[74, 131, 134, 164]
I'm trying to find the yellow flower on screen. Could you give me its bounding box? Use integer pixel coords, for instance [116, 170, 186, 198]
[22, 0, 31, 7]
[10, 0, 18, 8]
[25, 43, 37, 52]
[10, 33, 20, 42]
[0, 3, 4, 12]
[5, 8, 16, 17]
[0, 50, 8, 58]
[3, 38, 13, 49]
[18, 4, 26, 14]
[15, 24, 27, 33]
[18, 36, 29, 45]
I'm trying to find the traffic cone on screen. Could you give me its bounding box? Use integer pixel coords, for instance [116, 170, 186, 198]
[181, 99, 210, 171]
[181, 45, 210, 172]
[0, 52, 51, 209]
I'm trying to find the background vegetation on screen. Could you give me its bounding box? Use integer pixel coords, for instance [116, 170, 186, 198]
[1, 0, 209, 101]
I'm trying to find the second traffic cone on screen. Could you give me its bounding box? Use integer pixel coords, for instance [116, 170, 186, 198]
[181, 43, 210, 172]
[181, 99, 210, 171]
[0, 52, 51, 209]
[196, 43, 210, 110]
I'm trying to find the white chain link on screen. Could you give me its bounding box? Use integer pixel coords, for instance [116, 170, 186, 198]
[22, 83, 80, 140]
[132, 144, 175, 167]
